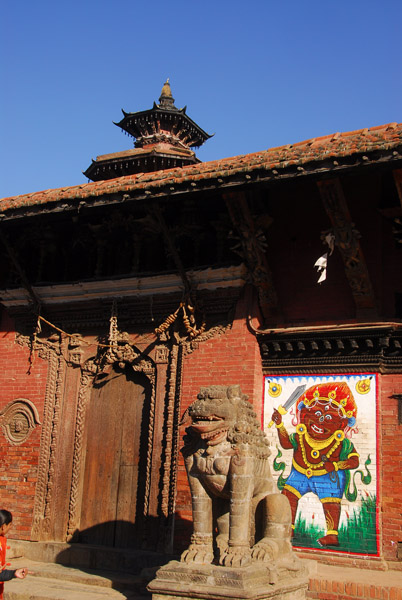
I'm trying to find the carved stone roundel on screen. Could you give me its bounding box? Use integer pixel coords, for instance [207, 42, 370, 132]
[0, 399, 41, 445]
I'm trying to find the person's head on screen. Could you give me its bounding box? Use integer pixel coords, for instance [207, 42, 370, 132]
[0, 510, 13, 536]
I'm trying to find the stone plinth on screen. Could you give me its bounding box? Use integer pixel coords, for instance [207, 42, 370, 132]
[147, 559, 309, 600]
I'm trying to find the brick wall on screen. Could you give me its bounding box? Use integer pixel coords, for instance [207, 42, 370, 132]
[0, 309, 48, 539]
[379, 372, 402, 563]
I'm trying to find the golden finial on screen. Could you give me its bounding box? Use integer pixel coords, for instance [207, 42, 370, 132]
[160, 78, 173, 98]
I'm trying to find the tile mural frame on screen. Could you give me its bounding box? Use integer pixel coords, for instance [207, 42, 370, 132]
[263, 372, 379, 557]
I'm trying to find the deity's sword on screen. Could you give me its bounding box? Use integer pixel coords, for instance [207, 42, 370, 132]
[268, 384, 307, 428]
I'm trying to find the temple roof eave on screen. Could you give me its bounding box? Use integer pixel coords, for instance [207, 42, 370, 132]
[83, 146, 200, 180]
[115, 107, 212, 145]
[2, 122, 401, 219]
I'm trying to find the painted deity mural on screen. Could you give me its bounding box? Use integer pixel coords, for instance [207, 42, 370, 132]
[263, 374, 377, 555]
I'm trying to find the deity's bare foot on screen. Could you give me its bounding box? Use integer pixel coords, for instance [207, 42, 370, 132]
[318, 534, 339, 547]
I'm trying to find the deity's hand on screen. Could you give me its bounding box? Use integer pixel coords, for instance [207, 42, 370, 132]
[322, 456, 335, 473]
[271, 408, 282, 426]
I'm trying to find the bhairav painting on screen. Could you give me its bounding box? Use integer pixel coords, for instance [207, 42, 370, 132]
[263, 374, 378, 555]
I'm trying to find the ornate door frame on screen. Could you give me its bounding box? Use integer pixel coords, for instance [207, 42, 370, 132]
[27, 329, 164, 545]
[65, 343, 157, 542]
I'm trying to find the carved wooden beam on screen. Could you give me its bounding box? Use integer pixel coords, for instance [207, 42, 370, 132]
[393, 169, 402, 207]
[223, 190, 279, 323]
[390, 169, 402, 244]
[317, 178, 377, 316]
[258, 324, 402, 373]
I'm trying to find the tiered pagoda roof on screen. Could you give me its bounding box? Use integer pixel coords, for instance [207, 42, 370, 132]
[84, 80, 212, 182]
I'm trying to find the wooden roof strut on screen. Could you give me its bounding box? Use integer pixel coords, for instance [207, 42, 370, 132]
[0, 227, 42, 315]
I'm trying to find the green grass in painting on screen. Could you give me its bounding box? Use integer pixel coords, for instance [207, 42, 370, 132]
[292, 514, 324, 549]
[338, 493, 377, 554]
[293, 493, 377, 554]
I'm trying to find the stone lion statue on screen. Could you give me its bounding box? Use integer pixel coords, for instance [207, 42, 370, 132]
[180, 385, 293, 568]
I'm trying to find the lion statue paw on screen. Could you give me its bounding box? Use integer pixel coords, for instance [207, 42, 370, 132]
[251, 539, 279, 562]
[220, 546, 252, 567]
[181, 544, 214, 565]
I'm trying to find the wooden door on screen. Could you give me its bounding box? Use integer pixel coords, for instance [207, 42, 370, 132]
[79, 366, 150, 548]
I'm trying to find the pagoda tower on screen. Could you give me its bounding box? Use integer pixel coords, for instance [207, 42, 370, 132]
[84, 80, 211, 182]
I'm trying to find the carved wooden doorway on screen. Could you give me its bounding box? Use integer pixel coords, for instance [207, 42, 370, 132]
[79, 365, 151, 548]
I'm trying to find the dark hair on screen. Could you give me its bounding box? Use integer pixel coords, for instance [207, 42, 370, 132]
[0, 510, 12, 527]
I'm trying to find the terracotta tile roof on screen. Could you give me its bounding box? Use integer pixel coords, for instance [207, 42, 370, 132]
[1, 122, 401, 215]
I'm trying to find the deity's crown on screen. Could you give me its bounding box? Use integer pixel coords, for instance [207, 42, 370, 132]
[299, 382, 357, 421]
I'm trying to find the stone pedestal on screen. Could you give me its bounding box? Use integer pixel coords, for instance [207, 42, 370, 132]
[147, 558, 310, 600]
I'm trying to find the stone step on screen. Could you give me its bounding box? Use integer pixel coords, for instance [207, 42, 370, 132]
[4, 559, 151, 600]
[9, 540, 173, 575]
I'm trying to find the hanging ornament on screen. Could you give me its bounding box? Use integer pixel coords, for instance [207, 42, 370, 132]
[314, 231, 336, 284]
[314, 253, 328, 284]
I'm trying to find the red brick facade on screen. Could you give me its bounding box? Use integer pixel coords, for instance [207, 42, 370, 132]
[379, 373, 402, 563]
[0, 310, 48, 538]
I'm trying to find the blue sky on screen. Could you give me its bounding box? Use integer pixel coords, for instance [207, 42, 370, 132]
[1, 0, 400, 198]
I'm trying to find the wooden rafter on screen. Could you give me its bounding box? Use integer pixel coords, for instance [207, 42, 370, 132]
[152, 204, 192, 299]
